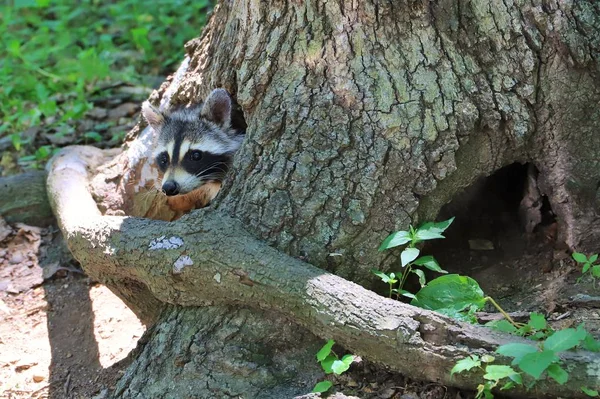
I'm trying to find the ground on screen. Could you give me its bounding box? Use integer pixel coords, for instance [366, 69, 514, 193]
[0, 84, 598, 399]
[0, 221, 144, 399]
[0, 195, 598, 399]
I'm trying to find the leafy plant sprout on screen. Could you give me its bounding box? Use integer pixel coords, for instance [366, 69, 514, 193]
[312, 339, 355, 394]
[372, 217, 454, 300]
[452, 320, 600, 398]
[572, 252, 600, 285]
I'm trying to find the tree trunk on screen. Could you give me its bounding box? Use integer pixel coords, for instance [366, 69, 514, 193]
[45, 1, 600, 398]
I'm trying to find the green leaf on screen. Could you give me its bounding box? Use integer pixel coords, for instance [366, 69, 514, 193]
[582, 333, 600, 352]
[528, 312, 547, 330]
[413, 256, 447, 274]
[412, 269, 426, 287]
[496, 343, 538, 365]
[7, 40, 21, 57]
[582, 387, 599, 397]
[589, 254, 599, 263]
[451, 355, 481, 375]
[379, 230, 411, 251]
[398, 290, 416, 300]
[435, 306, 478, 323]
[84, 131, 103, 142]
[592, 265, 600, 277]
[320, 354, 336, 374]
[516, 323, 533, 336]
[411, 274, 486, 311]
[312, 381, 333, 393]
[546, 364, 569, 385]
[583, 262, 592, 274]
[573, 252, 588, 263]
[371, 270, 395, 284]
[418, 217, 455, 235]
[500, 381, 516, 391]
[481, 355, 495, 363]
[509, 373, 523, 385]
[401, 247, 420, 267]
[517, 350, 556, 379]
[414, 229, 445, 241]
[476, 384, 493, 399]
[10, 134, 22, 151]
[331, 357, 352, 374]
[544, 328, 586, 352]
[483, 365, 520, 382]
[316, 340, 335, 362]
[35, 146, 51, 160]
[341, 354, 354, 364]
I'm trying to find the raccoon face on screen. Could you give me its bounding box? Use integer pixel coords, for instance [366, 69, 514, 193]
[142, 89, 244, 196]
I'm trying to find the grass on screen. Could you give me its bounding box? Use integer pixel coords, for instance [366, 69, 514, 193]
[0, 0, 212, 166]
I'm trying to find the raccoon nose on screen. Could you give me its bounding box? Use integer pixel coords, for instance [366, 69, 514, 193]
[162, 181, 180, 196]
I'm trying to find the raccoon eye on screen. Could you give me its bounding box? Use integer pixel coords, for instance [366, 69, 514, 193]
[189, 150, 203, 161]
[156, 152, 169, 171]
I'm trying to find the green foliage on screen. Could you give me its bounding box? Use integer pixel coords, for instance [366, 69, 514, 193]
[312, 381, 333, 393]
[373, 218, 453, 298]
[452, 354, 521, 399]
[583, 387, 600, 397]
[487, 311, 552, 339]
[484, 323, 600, 395]
[411, 274, 486, 312]
[313, 340, 355, 394]
[451, 300, 600, 397]
[373, 219, 600, 398]
[572, 252, 600, 283]
[451, 355, 481, 375]
[1, 0, 212, 163]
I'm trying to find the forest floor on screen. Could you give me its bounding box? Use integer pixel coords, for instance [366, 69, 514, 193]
[0, 222, 144, 399]
[0, 194, 598, 399]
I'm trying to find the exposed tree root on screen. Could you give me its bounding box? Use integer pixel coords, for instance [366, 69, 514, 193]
[45, 145, 600, 398]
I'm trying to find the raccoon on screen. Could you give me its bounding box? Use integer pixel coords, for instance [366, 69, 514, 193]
[142, 89, 245, 210]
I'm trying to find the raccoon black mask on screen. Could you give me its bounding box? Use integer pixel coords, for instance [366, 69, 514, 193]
[142, 89, 245, 196]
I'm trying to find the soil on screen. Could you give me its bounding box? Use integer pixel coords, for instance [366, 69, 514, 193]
[0, 222, 144, 399]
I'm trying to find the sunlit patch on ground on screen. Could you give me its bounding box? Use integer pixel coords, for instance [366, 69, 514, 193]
[0, 221, 144, 399]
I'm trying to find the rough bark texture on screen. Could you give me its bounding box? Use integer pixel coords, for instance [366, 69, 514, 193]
[113, 306, 322, 399]
[47, 146, 600, 398]
[0, 171, 54, 226]
[132, 0, 600, 285]
[43, 1, 600, 398]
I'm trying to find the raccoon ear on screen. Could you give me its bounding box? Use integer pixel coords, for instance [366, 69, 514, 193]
[201, 88, 232, 127]
[142, 101, 165, 130]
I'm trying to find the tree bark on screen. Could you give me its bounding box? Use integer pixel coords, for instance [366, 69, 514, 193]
[47, 145, 600, 398]
[0, 171, 54, 226]
[45, 1, 600, 397]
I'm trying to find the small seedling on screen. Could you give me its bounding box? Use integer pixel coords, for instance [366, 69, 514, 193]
[487, 312, 553, 340]
[453, 323, 600, 398]
[372, 218, 453, 299]
[583, 387, 599, 397]
[451, 354, 520, 398]
[312, 339, 355, 394]
[572, 252, 600, 284]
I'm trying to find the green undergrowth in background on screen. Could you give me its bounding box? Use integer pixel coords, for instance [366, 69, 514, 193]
[0, 0, 212, 156]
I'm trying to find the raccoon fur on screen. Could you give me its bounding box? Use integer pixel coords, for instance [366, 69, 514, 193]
[142, 88, 245, 211]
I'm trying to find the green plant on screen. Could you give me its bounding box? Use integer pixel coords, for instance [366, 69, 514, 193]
[453, 323, 600, 398]
[1, 0, 212, 165]
[452, 354, 521, 398]
[486, 312, 553, 340]
[409, 273, 524, 328]
[583, 387, 600, 397]
[372, 217, 453, 299]
[572, 252, 600, 283]
[312, 339, 355, 394]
